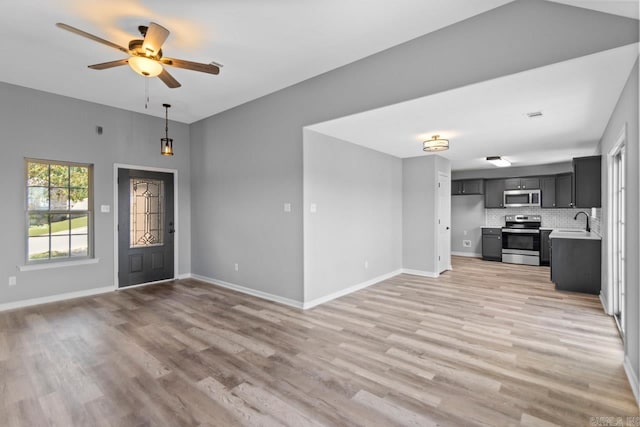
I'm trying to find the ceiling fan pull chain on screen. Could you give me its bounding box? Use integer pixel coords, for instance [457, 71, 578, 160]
[145, 78, 149, 109]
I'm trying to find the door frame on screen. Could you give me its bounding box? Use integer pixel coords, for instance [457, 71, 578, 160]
[605, 124, 626, 316]
[437, 171, 451, 274]
[112, 163, 179, 290]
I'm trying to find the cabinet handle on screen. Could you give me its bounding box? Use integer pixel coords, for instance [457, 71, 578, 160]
[498, 237, 501, 240]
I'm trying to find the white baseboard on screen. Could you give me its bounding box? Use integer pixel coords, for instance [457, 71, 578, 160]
[0, 286, 113, 312]
[599, 291, 611, 315]
[624, 355, 640, 406]
[177, 273, 192, 280]
[191, 274, 304, 309]
[451, 251, 482, 258]
[401, 268, 439, 278]
[303, 269, 403, 310]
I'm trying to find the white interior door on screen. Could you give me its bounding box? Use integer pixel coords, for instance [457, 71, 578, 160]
[438, 172, 451, 273]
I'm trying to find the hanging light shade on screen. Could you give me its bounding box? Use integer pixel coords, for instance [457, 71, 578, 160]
[423, 135, 449, 152]
[128, 56, 163, 77]
[161, 103, 174, 156]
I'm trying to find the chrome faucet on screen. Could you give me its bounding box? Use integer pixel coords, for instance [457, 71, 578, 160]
[574, 211, 590, 232]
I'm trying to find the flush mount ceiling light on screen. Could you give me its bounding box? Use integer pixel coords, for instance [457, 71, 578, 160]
[423, 135, 449, 152]
[486, 156, 511, 167]
[161, 103, 174, 156]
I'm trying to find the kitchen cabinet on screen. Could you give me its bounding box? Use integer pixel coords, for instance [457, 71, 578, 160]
[540, 230, 551, 265]
[573, 155, 601, 208]
[482, 228, 502, 261]
[484, 179, 505, 208]
[451, 179, 484, 195]
[550, 235, 601, 294]
[555, 173, 573, 208]
[504, 177, 540, 190]
[541, 176, 556, 208]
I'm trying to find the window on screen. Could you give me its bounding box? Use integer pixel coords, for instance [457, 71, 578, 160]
[26, 159, 93, 263]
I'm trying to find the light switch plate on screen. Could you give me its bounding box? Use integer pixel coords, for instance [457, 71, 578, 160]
[591, 207, 597, 218]
[310, 203, 317, 213]
[100, 205, 111, 213]
[284, 203, 291, 213]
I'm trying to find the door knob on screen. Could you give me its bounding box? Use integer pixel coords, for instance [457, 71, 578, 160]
[446, 226, 450, 230]
[169, 221, 175, 234]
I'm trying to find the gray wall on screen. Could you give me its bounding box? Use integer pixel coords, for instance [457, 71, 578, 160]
[598, 60, 639, 386]
[189, 0, 638, 302]
[402, 155, 451, 274]
[303, 130, 402, 301]
[452, 162, 572, 180]
[451, 195, 485, 255]
[0, 82, 191, 305]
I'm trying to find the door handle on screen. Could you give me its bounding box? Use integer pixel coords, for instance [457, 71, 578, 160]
[446, 226, 450, 230]
[169, 221, 175, 234]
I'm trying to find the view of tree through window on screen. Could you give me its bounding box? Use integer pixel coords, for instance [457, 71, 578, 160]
[26, 160, 93, 262]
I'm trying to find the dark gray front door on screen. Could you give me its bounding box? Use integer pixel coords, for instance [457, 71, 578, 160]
[118, 169, 174, 287]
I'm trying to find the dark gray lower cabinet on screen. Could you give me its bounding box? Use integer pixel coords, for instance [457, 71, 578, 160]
[550, 237, 601, 294]
[482, 228, 502, 261]
[540, 230, 551, 265]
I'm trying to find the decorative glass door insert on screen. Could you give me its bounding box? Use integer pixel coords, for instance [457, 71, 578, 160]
[130, 178, 165, 248]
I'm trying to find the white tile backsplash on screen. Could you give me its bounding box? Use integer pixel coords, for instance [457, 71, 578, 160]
[486, 207, 601, 234]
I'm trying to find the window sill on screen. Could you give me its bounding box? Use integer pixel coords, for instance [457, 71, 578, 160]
[18, 258, 99, 272]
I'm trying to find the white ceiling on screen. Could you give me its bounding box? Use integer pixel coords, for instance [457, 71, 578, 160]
[308, 43, 639, 171]
[0, 0, 636, 124]
[551, 0, 638, 19]
[0, 0, 514, 123]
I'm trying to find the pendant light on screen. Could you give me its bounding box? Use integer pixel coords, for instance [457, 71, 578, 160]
[423, 135, 449, 152]
[161, 103, 174, 156]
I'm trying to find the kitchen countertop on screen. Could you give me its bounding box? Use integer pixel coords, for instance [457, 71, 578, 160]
[549, 229, 601, 240]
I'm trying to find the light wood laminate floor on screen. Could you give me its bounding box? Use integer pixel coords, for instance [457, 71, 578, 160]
[1, 256, 637, 426]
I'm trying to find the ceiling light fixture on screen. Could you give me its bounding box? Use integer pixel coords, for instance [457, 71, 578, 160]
[161, 103, 174, 156]
[423, 135, 449, 152]
[486, 156, 511, 167]
[128, 55, 163, 77]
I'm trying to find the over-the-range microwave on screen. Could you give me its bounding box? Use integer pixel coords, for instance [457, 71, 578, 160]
[503, 189, 541, 208]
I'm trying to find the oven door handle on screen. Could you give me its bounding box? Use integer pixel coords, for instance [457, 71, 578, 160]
[501, 228, 540, 234]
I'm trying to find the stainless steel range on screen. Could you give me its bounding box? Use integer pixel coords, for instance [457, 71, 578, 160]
[502, 215, 541, 266]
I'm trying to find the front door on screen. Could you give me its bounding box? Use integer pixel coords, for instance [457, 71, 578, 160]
[118, 168, 175, 287]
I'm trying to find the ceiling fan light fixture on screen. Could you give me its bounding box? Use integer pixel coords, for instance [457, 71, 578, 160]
[486, 156, 511, 167]
[128, 56, 163, 77]
[423, 135, 449, 152]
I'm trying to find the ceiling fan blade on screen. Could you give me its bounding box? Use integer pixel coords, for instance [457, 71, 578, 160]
[158, 68, 181, 89]
[56, 23, 129, 54]
[88, 59, 129, 70]
[142, 22, 170, 56]
[160, 57, 220, 75]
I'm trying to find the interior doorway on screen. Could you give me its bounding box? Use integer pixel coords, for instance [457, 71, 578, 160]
[116, 167, 176, 288]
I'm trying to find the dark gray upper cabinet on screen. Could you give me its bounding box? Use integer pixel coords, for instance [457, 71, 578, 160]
[555, 173, 573, 208]
[452, 179, 483, 195]
[540, 176, 556, 208]
[573, 156, 601, 208]
[504, 178, 521, 190]
[484, 179, 505, 208]
[521, 177, 540, 189]
[504, 177, 540, 190]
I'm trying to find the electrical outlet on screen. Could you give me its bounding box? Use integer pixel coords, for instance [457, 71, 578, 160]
[463, 240, 472, 248]
[234, 263, 239, 272]
[8, 276, 16, 286]
[283, 203, 291, 213]
[463, 230, 467, 236]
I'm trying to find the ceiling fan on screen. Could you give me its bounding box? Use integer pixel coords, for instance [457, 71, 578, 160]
[56, 22, 221, 89]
